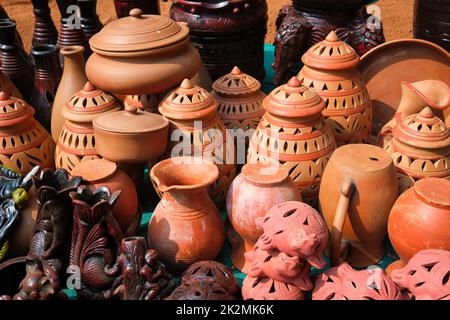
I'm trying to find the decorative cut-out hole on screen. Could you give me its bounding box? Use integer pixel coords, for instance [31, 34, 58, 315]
[194, 291, 202, 296]
[268, 281, 276, 293]
[414, 282, 425, 287]
[442, 271, 450, 286]
[423, 262, 437, 272]
[369, 157, 379, 161]
[252, 278, 262, 288]
[275, 230, 284, 235]
[264, 256, 273, 262]
[408, 270, 417, 276]
[283, 209, 296, 218]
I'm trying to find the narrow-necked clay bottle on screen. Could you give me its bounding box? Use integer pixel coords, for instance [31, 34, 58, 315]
[31, 0, 58, 47]
[51, 45, 88, 142]
[78, 0, 103, 40]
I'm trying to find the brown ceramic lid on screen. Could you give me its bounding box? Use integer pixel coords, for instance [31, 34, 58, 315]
[302, 31, 360, 70]
[89, 8, 190, 56]
[241, 163, 290, 185]
[414, 177, 450, 208]
[93, 105, 169, 134]
[263, 77, 325, 118]
[159, 79, 218, 120]
[392, 107, 450, 149]
[72, 159, 118, 183]
[0, 91, 35, 127]
[212, 66, 261, 96]
[62, 82, 123, 123]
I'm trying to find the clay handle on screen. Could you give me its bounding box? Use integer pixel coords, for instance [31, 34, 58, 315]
[330, 178, 354, 266]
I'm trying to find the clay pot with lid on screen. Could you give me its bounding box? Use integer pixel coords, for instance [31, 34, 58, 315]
[247, 77, 336, 204]
[55, 82, 123, 173]
[387, 178, 450, 274]
[0, 92, 55, 174]
[86, 9, 201, 95]
[383, 107, 450, 194]
[226, 163, 301, 271]
[297, 31, 373, 145]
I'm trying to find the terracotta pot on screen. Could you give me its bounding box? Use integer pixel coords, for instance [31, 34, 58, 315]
[71, 159, 139, 237]
[148, 157, 225, 271]
[391, 249, 450, 300]
[298, 31, 372, 146]
[0, 92, 55, 174]
[247, 77, 336, 204]
[242, 276, 305, 300]
[167, 278, 234, 300]
[31, 0, 58, 47]
[319, 144, 398, 267]
[226, 163, 301, 271]
[387, 178, 450, 273]
[93, 105, 169, 163]
[86, 9, 201, 95]
[414, 0, 450, 51]
[55, 82, 123, 173]
[159, 79, 236, 206]
[52, 45, 88, 142]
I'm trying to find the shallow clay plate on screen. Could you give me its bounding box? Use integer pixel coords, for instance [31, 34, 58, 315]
[359, 39, 450, 137]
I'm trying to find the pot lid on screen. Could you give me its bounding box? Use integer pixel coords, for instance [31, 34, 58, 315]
[89, 9, 190, 55]
[159, 79, 218, 120]
[0, 91, 35, 127]
[392, 107, 450, 149]
[212, 66, 261, 96]
[241, 162, 290, 185]
[301, 31, 360, 70]
[414, 177, 450, 208]
[63, 82, 123, 122]
[72, 158, 118, 183]
[263, 77, 325, 118]
[93, 105, 169, 134]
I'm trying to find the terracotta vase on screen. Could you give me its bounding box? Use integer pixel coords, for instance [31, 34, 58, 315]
[148, 157, 225, 272]
[0, 92, 55, 174]
[167, 278, 234, 300]
[78, 0, 103, 40]
[159, 79, 236, 206]
[383, 107, 450, 194]
[297, 31, 372, 146]
[71, 159, 140, 237]
[414, 0, 450, 51]
[387, 178, 450, 273]
[313, 263, 405, 300]
[391, 249, 450, 300]
[0, 70, 22, 99]
[113, 0, 161, 18]
[30, 44, 62, 132]
[31, 0, 58, 47]
[55, 82, 122, 173]
[51, 45, 88, 142]
[319, 144, 398, 267]
[242, 276, 305, 300]
[226, 163, 301, 271]
[247, 77, 336, 204]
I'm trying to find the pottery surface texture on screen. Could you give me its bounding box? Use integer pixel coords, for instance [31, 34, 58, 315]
[86, 9, 201, 95]
[319, 144, 398, 267]
[414, 0, 450, 51]
[159, 79, 236, 206]
[242, 276, 305, 300]
[0, 92, 55, 174]
[247, 77, 336, 204]
[298, 31, 372, 146]
[226, 163, 301, 271]
[31, 0, 58, 47]
[391, 249, 450, 300]
[148, 157, 225, 271]
[55, 82, 122, 173]
[387, 178, 450, 273]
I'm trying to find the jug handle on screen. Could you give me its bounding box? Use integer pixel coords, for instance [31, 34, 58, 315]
[330, 178, 354, 266]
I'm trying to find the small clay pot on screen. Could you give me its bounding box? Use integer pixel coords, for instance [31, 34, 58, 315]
[242, 276, 305, 300]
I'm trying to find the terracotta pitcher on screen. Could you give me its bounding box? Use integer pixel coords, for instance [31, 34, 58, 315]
[148, 157, 225, 272]
[319, 144, 398, 267]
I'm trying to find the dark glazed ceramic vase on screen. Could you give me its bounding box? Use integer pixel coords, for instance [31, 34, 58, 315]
[31, 0, 58, 47]
[114, 0, 161, 18]
[78, 0, 103, 39]
[414, 0, 450, 51]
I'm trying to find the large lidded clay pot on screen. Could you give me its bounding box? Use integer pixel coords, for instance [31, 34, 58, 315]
[298, 31, 372, 146]
[71, 159, 140, 237]
[226, 163, 302, 271]
[383, 107, 450, 194]
[55, 82, 123, 173]
[319, 144, 398, 268]
[159, 79, 236, 206]
[148, 157, 225, 272]
[387, 178, 450, 274]
[86, 9, 201, 95]
[0, 92, 55, 174]
[247, 77, 336, 204]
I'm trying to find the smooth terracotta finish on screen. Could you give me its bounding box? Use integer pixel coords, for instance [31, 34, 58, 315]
[86, 9, 201, 95]
[93, 105, 169, 163]
[387, 178, 450, 273]
[298, 31, 372, 146]
[51, 45, 88, 142]
[359, 39, 450, 134]
[55, 82, 123, 173]
[242, 276, 305, 300]
[167, 278, 234, 300]
[391, 249, 450, 300]
[319, 144, 398, 267]
[71, 159, 139, 237]
[148, 157, 225, 271]
[226, 163, 301, 271]
[247, 77, 336, 204]
[0, 92, 55, 174]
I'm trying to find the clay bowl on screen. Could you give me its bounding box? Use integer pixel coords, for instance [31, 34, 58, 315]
[359, 39, 450, 137]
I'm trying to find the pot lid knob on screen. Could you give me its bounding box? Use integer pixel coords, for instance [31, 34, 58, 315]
[231, 66, 242, 75]
[129, 8, 143, 19]
[82, 81, 96, 92]
[287, 76, 302, 88]
[419, 107, 434, 118]
[0, 91, 10, 101]
[125, 104, 138, 114]
[180, 78, 195, 90]
[325, 31, 339, 42]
